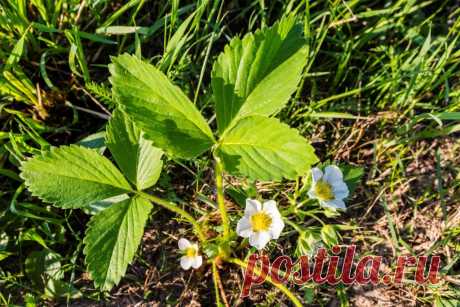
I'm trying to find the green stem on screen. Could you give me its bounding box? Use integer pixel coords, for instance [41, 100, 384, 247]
[214, 156, 230, 240]
[284, 219, 303, 233]
[228, 258, 303, 307]
[138, 191, 206, 242]
[212, 261, 224, 307]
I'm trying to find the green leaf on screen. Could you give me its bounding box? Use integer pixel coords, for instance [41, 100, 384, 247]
[25, 250, 63, 286]
[159, 11, 196, 71]
[109, 54, 215, 159]
[211, 15, 307, 134]
[77, 131, 106, 154]
[85, 194, 130, 215]
[44, 279, 82, 300]
[20, 145, 131, 209]
[320, 224, 339, 247]
[434, 296, 460, 307]
[6, 29, 27, 69]
[295, 230, 322, 257]
[340, 164, 364, 195]
[0, 251, 12, 262]
[20, 228, 48, 248]
[24, 293, 38, 307]
[106, 109, 163, 190]
[83, 196, 151, 290]
[216, 116, 318, 181]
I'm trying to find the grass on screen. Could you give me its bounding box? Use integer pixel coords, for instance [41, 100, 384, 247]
[0, 0, 459, 305]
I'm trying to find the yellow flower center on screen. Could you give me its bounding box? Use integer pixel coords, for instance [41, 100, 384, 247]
[314, 180, 334, 201]
[250, 212, 272, 232]
[185, 247, 197, 257]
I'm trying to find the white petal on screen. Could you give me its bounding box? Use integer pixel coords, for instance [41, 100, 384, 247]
[333, 181, 349, 199]
[263, 200, 281, 218]
[307, 188, 317, 199]
[324, 165, 343, 184]
[236, 217, 253, 238]
[323, 199, 346, 210]
[311, 167, 323, 183]
[245, 199, 262, 216]
[334, 191, 348, 200]
[191, 256, 203, 269]
[178, 238, 191, 250]
[269, 216, 285, 239]
[180, 256, 193, 270]
[249, 231, 271, 250]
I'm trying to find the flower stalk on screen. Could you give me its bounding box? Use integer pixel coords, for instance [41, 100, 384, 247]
[212, 261, 224, 307]
[212, 261, 230, 307]
[214, 156, 230, 240]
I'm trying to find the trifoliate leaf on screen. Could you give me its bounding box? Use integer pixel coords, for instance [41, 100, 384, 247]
[83, 196, 151, 291]
[109, 54, 215, 159]
[211, 15, 307, 134]
[216, 116, 318, 181]
[106, 109, 163, 190]
[20, 145, 131, 208]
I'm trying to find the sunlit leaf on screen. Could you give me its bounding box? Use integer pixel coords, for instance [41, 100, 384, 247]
[109, 54, 215, 159]
[106, 109, 163, 190]
[83, 196, 151, 290]
[212, 15, 307, 134]
[20, 145, 131, 208]
[217, 116, 318, 180]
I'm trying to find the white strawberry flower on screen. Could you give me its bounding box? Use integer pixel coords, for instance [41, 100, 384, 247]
[178, 238, 202, 270]
[236, 199, 285, 250]
[308, 165, 349, 210]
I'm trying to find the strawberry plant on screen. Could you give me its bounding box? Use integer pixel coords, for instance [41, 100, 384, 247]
[20, 15, 355, 305]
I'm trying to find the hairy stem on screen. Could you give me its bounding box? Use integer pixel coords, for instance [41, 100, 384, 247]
[284, 219, 303, 233]
[138, 192, 206, 242]
[212, 261, 223, 307]
[212, 261, 230, 307]
[214, 156, 230, 240]
[228, 258, 303, 307]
